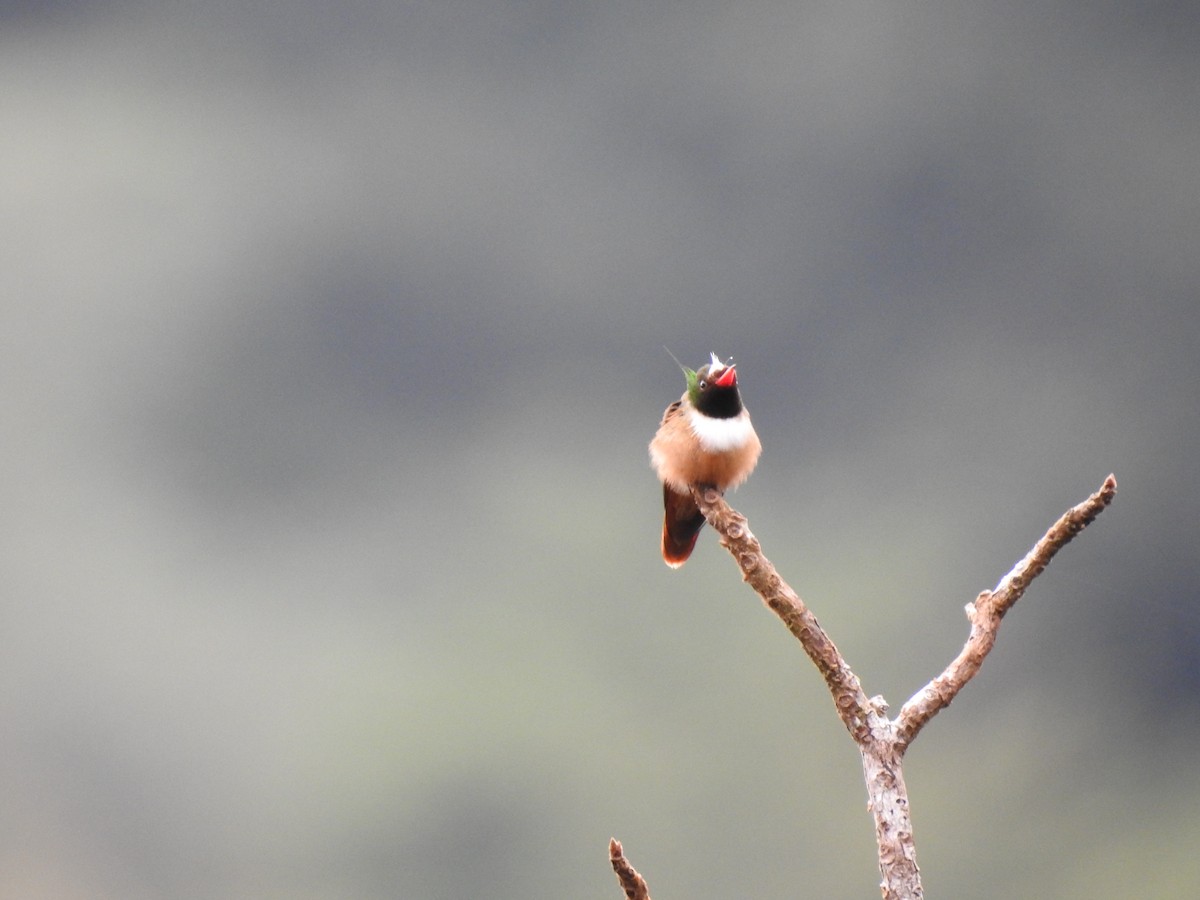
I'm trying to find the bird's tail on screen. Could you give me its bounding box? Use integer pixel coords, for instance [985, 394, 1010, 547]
[661, 485, 706, 568]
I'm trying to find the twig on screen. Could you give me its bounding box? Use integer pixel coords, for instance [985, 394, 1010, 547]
[609, 838, 652, 900]
[895, 473, 1117, 748]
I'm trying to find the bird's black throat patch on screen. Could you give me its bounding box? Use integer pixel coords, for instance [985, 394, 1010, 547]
[696, 386, 743, 419]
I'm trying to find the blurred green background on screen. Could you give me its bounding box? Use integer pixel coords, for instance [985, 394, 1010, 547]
[3, 2, 1198, 897]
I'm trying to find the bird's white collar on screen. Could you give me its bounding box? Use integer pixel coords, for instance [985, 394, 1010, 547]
[686, 406, 754, 451]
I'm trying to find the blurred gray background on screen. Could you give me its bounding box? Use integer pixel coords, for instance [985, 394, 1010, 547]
[3, 2, 1198, 897]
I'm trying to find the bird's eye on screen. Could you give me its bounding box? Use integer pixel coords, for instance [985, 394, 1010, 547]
[699, 380, 708, 390]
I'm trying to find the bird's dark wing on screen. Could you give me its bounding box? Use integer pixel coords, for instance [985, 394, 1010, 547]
[659, 399, 682, 427]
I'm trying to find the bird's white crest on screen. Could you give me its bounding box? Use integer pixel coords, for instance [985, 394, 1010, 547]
[708, 351, 726, 370]
[686, 406, 755, 451]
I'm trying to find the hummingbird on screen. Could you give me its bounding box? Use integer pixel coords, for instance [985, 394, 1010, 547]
[649, 352, 762, 567]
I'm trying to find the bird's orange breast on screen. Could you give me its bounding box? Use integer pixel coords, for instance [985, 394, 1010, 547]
[650, 409, 761, 494]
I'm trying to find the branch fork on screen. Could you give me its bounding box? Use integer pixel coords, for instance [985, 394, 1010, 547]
[612, 474, 1116, 900]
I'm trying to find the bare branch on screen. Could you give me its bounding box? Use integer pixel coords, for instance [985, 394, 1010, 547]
[686, 474, 1116, 899]
[616, 475, 1117, 899]
[691, 485, 873, 742]
[609, 838, 652, 900]
[895, 474, 1117, 747]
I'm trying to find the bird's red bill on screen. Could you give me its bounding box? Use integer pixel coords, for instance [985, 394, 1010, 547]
[713, 365, 737, 387]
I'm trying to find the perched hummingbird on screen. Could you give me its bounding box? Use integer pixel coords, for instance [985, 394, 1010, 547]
[649, 352, 762, 567]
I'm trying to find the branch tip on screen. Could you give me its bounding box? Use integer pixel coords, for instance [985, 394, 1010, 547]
[609, 837, 652, 900]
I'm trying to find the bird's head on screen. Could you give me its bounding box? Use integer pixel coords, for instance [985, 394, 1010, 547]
[684, 353, 742, 418]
